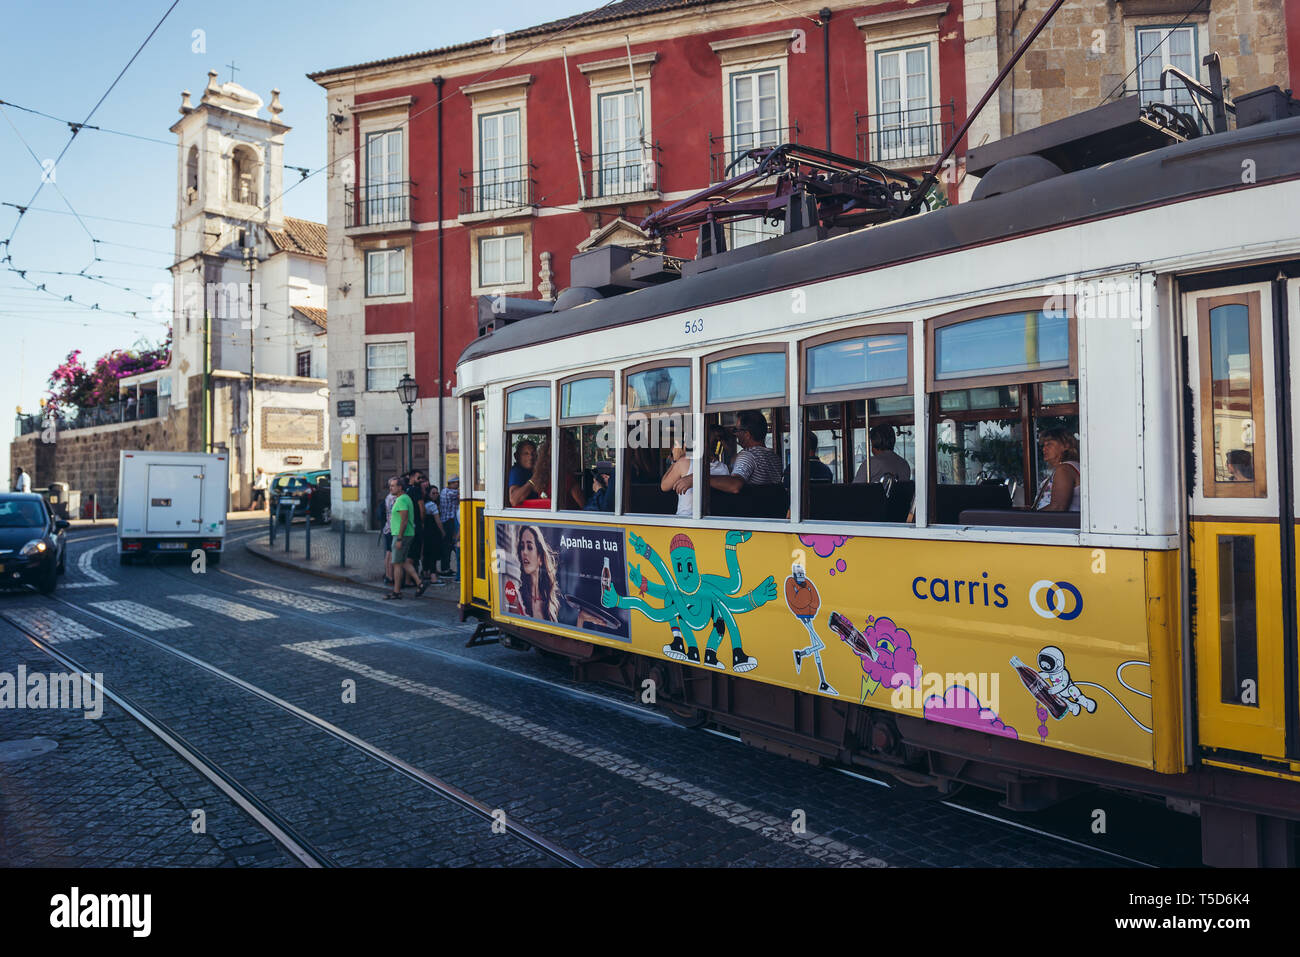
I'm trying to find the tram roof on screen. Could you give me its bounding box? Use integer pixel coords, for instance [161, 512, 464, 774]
[459, 114, 1300, 368]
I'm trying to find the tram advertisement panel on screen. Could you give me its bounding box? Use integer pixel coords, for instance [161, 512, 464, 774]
[494, 520, 632, 641]
[491, 518, 1175, 770]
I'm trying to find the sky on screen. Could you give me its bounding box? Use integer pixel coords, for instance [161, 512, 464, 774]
[0, 0, 596, 486]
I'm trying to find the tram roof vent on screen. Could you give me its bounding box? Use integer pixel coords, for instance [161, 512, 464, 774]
[966, 95, 1185, 183]
[569, 244, 682, 297]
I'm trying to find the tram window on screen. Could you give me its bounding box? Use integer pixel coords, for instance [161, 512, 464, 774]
[1217, 534, 1260, 707]
[504, 382, 552, 509]
[471, 400, 487, 493]
[624, 363, 690, 515]
[1196, 292, 1266, 499]
[703, 346, 790, 519]
[557, 375, 615, 512]
[799, 327, 913, 524]
[926, 300, 1079, 528]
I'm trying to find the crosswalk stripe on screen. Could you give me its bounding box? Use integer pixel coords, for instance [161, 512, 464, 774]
[88, 600, 193, 632]
[1, 608, 103, 643]
[239, 588, 346, 613]
[170, 594, 277, 621]
[312, 584, 387, 602]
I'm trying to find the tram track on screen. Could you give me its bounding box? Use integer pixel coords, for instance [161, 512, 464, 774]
[4, 618, 335, 868]
[3, 556, 592, 867]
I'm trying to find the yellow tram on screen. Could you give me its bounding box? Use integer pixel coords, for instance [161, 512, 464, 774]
[454, 90, 1300, 865]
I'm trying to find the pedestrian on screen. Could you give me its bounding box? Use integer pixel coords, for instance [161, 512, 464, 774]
[387, 483, 425, 599]
[251, 467, 268, 510]
[422, 485, 445, 585]
[406, 481, 424, 585]
[14, 467, 31, 493]
[381, 476, 400, 585]
[439, 475, 460, 577]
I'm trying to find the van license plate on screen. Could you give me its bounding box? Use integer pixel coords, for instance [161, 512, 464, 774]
[156, 542, 186, 551]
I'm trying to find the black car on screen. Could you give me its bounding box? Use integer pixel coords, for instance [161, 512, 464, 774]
[271, 470, 331, 524]
[0, 493, 68, 594]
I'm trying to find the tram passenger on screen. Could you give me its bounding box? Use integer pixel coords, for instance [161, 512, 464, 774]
[1032, 427, 1081, 511]
[711, 411, 783, 494]
[790, 434, 832, 486]
[852, 426, 911, 483]
[583, 461, 616, 512]
[664, 425, 733, 516]
[507, 439, 539, 506]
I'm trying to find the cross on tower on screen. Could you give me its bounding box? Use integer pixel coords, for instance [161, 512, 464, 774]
[226, 61, 239, 83]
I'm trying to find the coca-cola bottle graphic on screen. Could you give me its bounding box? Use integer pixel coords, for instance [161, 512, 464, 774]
[1011, 655, 1068, 719]
[828, 611, 879, 661]
[601, 557, 612, 596]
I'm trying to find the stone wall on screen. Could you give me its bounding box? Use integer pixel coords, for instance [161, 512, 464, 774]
[977, 0, 1291, 135]
[9, 408, 188, 518]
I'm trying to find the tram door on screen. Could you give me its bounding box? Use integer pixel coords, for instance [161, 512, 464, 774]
[1184, 281, 1290, 761]
[464, 395, 492, 611]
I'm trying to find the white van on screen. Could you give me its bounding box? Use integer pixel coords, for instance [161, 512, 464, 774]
[117, 451, 229, 565]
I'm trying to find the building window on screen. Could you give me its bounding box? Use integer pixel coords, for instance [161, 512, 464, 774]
[231, 145, 258, 205]
[728, 68, 781, 174]
[731, 216, 784, 249]
[364, 129, 406, 224]
[596, 90, 647, 196]
[365, 342, 407, 392]
[875, 45, 936, 160]
[478, 109, 523, 210]
[365, 247, 405, 297]
[1136, 25, 1199, 115]
[479, 235, 524, 288]
[186, 145, 199, 204]
[296, 350, 311, 378]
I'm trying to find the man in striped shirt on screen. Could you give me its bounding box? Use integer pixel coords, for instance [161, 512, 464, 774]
[710, 410, 783, 493]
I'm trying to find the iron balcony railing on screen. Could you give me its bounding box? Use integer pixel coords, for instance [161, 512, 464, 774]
[581, 143, 662, 200]
[708, 123, 799, 182]
[458, 163, 536, 216]
[855, 101, 955, 164]
[344, 180, 415, 229]
[15, 394, 161, 437]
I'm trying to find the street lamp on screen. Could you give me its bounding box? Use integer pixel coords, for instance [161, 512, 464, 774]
[397, 373, 418, 473]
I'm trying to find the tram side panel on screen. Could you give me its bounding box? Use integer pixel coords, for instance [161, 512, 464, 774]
[489, 515, 1183, 772]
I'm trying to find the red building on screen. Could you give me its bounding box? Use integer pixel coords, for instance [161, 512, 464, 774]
[311, 0, 968, 527]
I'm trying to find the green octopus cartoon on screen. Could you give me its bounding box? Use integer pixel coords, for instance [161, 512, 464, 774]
[602, 529, 777, 672]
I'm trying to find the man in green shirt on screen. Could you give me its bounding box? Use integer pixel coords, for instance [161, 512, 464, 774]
[387, 484, 425, 599]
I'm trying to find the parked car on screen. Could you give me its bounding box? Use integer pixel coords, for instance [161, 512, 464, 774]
[270, 469, 331, 524]
[0, 493, 68, 593]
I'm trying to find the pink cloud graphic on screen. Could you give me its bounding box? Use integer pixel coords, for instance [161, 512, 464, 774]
[923, 685, 1019, 739]
[842, 616, 920, 690]
[798, 534, 850, 559]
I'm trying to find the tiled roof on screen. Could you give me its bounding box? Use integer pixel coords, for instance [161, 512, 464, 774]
[293, 305, 328, 330]
[268, 217, 328, 259]
[308, 0, 714, 79]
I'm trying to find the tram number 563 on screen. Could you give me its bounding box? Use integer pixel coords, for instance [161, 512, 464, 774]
[683, 317, 704, 336]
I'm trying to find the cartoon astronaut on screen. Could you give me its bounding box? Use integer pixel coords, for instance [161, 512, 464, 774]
[784, 563, 837, 696]
[1036, 646, 1096, 716]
